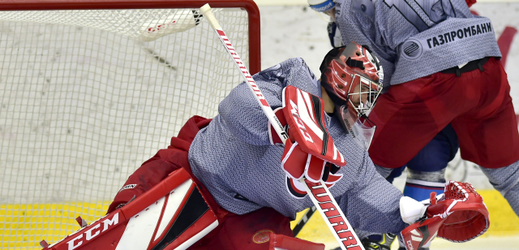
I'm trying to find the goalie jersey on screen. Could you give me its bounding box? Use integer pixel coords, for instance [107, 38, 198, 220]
[333, 0, 502, 87]
[188, 58, 407, 234]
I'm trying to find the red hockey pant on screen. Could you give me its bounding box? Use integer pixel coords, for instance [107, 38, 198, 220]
[369, 57, 519, 169]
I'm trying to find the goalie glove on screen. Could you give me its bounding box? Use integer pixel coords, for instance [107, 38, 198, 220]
[399, 181, 489, 250]
[269, 85, 346, 184]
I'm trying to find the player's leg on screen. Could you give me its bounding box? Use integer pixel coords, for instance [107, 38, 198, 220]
[397, 126, 459, 249]
[403, 124, 458, 201]
[480, 162, 519, 217]
[450, 58, 519, 216]
[449, 57, 519, 168]
[383, 165, 406, 182]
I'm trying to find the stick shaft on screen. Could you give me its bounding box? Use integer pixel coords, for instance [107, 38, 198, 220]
[200, 4, 363, 250]
[201, 3, 288, 142]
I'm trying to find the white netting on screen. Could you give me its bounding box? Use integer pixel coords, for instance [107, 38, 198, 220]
[0, 9, 204, 42]
[0, 4, 254, 248]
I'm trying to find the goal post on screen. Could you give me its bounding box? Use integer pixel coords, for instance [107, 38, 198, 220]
[0, 0, 260, 249]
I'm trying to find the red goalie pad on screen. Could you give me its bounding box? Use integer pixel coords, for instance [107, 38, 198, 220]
[268, 232, 325, 250]
[42, 168, 219, 250]
[401, 181, 489, 250]
[282, 85, 346, 167]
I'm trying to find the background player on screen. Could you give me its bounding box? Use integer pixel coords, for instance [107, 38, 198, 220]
[309, 0, 519, 249]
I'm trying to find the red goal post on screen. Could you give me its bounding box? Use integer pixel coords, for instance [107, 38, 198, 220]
[0, 0, 259, 249]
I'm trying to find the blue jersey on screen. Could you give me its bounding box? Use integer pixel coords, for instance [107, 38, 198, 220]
[188, 58, 407, 234]
[334, 0, 501, 87]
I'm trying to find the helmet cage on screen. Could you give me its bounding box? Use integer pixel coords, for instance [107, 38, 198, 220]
[347, 74, 381, 119]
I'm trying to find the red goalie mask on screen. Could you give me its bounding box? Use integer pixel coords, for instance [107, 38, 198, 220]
[320, 41, 383, 149]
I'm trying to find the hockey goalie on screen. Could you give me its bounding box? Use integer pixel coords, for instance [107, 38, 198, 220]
[41, 42, 489, 250]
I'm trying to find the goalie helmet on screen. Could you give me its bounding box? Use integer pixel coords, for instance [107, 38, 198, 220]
[320, 41, 383, 149]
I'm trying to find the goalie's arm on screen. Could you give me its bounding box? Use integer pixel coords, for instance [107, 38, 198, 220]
[218, 59, 316, 146]
[217, 77, 283, 146]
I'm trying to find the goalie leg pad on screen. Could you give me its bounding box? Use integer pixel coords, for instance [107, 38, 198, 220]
[130, 172, 219, 250]
[46, 168, 219, 250]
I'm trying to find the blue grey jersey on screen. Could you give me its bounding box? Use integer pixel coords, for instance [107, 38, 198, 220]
[334, 0, 501, 87]
[189, 58, 407, 234]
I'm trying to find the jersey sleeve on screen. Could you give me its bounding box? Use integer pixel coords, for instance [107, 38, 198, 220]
[217, 57, 320, 146]
[334, 153, 408, 234]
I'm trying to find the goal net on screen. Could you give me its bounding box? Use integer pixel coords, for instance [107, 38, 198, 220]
[0, 0, 260, 248]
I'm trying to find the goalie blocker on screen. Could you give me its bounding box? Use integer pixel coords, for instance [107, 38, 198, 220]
[42, 116, 326, 250]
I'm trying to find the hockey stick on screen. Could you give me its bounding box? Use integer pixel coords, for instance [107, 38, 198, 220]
[200, 4, 364, 250]
[292, 206, 317, 237]
[138, 9, 204, 71]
